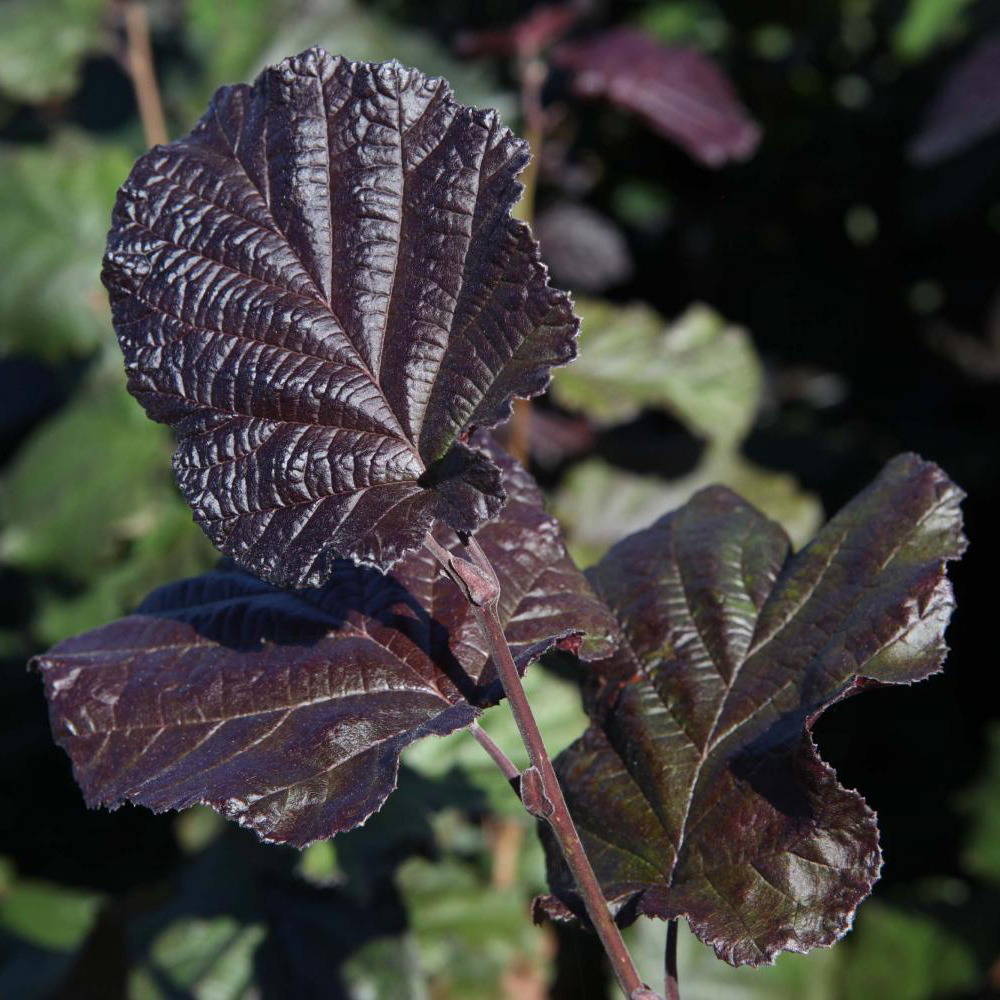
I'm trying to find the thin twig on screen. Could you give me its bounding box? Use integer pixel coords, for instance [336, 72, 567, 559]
[425, 534, 656, 999]
[122, 0, 168, 147]
[470, 719, 521, 783]
[665, 920, 680, 1000]
[508, 55, 549, 467]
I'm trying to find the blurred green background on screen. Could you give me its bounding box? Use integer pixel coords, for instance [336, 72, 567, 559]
[2, 0, 1000, 996]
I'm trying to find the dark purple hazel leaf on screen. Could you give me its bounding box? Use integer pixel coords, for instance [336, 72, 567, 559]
[909, 35, 1000, 165]
[34, 436, 617, 847]
[555, 28, 761, 167]
[535, 455, 965, 965]
[101, 47, 578, 588]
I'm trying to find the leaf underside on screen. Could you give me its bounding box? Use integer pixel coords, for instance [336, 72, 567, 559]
[535, 454, 965, 966]
[102, 46, 578, 587]
[36, 437, 617, 847]
[554, 28, 761, 167]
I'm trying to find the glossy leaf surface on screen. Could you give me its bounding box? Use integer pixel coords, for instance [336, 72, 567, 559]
[102, 47, 577, 587]
[36, 439, 616, 847]
[555, 29, 761, 167]
[537, 455, 965, 965]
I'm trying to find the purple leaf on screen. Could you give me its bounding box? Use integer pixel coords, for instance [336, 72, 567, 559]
[555, 28, 761, 167]
[535, 455, 965, 964]
[101, 47, 578, 588]
[909, 35, 1000, 165]
[35, 437, 617, 847]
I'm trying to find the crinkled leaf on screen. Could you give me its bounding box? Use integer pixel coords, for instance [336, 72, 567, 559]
[555, 29, 761, 167]
[35, 438, 616, 847]
[909, 36, 1000, 165]
[181, 0, 512, 126]
[0, 0, 107, 104]
[554, 450, 823, 566]
[536, 455, 965, 965]
[0, 137, 131, 361]
[102, 46, 577, 587]
[550, 301, 762, 443]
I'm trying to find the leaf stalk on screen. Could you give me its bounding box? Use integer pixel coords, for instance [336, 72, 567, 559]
[425, 532, 657, 999]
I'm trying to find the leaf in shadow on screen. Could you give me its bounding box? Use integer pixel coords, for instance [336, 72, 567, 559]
[535, 455, 965, 966]
[35, 436, 617, 847]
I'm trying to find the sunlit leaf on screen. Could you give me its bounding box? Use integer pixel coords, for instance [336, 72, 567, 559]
[103, 47, 577, 586]
[537, 456, 965, 965]
[550, 300, 762, 444]
[554, 450, 823, 566]
[36, 438, 617, 846]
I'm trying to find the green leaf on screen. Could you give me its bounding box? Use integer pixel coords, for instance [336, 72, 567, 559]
[0, 0, 108, 103]
[0, 137, 134, 360]
[550, 300, 762, 445]
[554, 449, 823, 566]
[129, 917, 266, 1000]
[893, 0, 972, 60]
[0, 361, 202, 578]
[0, 877, 102, 952]
[398, 856, 546, 999]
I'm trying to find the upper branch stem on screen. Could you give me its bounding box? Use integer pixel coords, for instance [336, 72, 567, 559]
[425, 533, 655, 999]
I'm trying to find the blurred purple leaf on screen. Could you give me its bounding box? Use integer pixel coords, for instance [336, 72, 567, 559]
[102, 47, 578, 588]
[535, 202, 634, 294]
[555, 28, 761, 167]
[536, 455, 965, 964]
[35, 436, 618, 847]
[909, 35, 1000, 165]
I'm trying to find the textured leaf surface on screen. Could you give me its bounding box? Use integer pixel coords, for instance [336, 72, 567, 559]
[537, 455, 965, 965]
[909, 36, 1000, 164]
[102, 46, 577, 586]
[555, 29, 761, 167]
[550, 301, 762, 442]
[36, 439, 616, 847]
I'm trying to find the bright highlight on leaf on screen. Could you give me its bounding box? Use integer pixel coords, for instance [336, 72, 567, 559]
[101, 47, 578, 587]
[35, 439, 616, 847]
[536, 455, 965, 966]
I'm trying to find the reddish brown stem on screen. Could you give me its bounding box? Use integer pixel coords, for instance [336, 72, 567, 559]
[426, 533, 654, 998]
[122, 0, 168, 148]
[665, 920, 680, 1000]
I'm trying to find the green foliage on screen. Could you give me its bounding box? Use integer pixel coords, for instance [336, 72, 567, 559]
[0, 0, 107, 103]
[0, 137, 135, 361]
[552, 300, 762, 444]
[960, 723, 1000, 885]
[893, 0, 972, 60]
